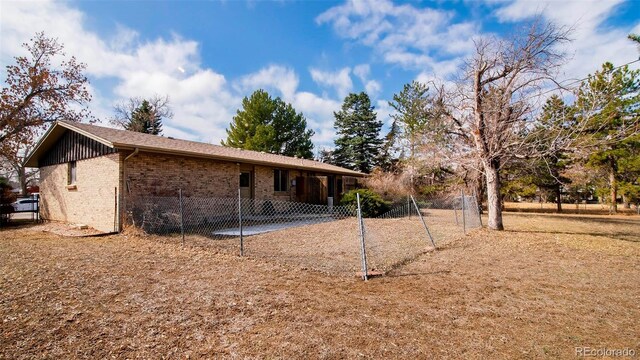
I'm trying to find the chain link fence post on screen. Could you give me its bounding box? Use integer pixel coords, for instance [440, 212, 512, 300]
[411, 195, 436, 248]
[357, 193, 368, 281]
[238, 189, 244, 256]
[461, 189, 466, 235]
[179, 188, 185, 247]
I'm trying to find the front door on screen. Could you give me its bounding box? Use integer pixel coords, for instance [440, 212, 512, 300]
[239, 171, 253, 199]
[308, 176, 328, 205]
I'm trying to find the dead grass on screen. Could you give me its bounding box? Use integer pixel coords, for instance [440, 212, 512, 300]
[168, 209, 463, 276]
[504, 201, 639, 215]
[1, 212, 638, 359]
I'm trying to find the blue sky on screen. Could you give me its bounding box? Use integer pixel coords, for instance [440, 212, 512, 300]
[1, 0, 639, 152]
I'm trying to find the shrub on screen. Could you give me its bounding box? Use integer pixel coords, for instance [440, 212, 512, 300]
[340, 189, 391, 217]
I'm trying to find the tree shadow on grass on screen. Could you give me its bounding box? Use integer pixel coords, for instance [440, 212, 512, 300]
[385, 269, 452, 278]
[502, 229, 639, 243]
[506, 212, 640, 226]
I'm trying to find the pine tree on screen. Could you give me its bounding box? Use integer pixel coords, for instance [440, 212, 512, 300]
[377, 119, 400, 172]
[388, 81, 445, 191]
[125, 100, 163, 135]
[389, 81, 432, 160]
[528, 95, 575, 211]
[222, 90, 314, 158]
[575, 62, 640, 213]
[332, 92, 383, 173]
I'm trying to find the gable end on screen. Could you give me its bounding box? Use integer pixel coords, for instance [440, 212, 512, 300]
[39, 130, 117, 167]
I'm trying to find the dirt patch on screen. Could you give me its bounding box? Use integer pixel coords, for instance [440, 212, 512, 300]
[1, 212, 638, 359]
[8, 220, 105, 237]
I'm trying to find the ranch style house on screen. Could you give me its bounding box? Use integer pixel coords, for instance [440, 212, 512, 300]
[25, 121, 364, 233]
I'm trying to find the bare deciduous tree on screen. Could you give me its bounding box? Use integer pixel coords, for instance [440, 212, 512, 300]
[444, 20, 571, 230]
[110, 95, 173, 131]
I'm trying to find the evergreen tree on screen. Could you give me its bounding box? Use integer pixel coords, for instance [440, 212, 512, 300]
[125, 100, 163, 135]
[332, 92, 383, 173]
[388, 81, 446, 191]
[377, 119, 400, 172]
[222, 89, 314, 159]
[575, 62, 640, 213]
[529, 95, 575, 211]
[389, 81, 432, 160]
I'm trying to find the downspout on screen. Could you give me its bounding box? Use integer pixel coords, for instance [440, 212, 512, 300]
[121, 148, 140, 231]
[125, 147, 140, 162]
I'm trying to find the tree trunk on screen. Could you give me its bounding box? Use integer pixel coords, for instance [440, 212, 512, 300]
[555, 184, 562, 213]
[476, 178, 484, 214]
[609, 158, 617, 214]
[484, 161, 504, 230]
[622, 194, 631, 209]
[18, 165, 28, 196]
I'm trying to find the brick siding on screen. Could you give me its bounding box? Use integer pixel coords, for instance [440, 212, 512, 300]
[39, 153, 120, 233]
[40, 149, 351, 232]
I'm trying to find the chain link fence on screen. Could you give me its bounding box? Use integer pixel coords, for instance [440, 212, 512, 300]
[356, 192, 482, 279]
[128, 189, 482, 279]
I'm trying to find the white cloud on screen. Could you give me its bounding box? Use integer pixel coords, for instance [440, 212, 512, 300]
[319, 0, 639, 87]
[0, 0, 241, 144]
[1, 2, 250, 143]
[309, 67, 353, 99]
[353, 64, 370, 80]
[364, 80, 382, 97]
[317, 0, 478, 79]
[291, 92, 341, 147]
[236, 65, 299, 101]
[352, 64, 382, 97]
[492, 0, 640, 84]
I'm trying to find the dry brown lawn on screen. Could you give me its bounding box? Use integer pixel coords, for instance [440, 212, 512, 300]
[504, 201, 639, 215]
[1, 212, 638, 359]
[183, 209, 463, 276]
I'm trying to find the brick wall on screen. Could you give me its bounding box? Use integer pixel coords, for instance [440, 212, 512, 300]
[40, 149, 355, 232]
[254, 165, 300, 201]
[124, 152, 305, 202]
[124, 152, 239, 200]
[39, 153, 120, 233]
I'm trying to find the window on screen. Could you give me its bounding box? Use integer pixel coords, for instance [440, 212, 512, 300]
[68, 161, 77, 185]
[273, 169, 288, 192]
[239, 172, 250, 187]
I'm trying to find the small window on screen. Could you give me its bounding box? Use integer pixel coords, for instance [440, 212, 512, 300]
[68, 161, 77, 185]
[239, 172, 250, 187]
[273, 169, 289, 192]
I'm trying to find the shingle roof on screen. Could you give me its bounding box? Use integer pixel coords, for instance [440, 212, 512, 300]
[26, 121, 364, 177]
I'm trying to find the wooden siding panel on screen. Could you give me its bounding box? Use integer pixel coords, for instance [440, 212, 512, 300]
[39, 130, 117, 167]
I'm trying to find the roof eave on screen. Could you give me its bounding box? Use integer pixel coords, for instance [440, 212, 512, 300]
[112, 143, 364, 177]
